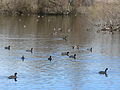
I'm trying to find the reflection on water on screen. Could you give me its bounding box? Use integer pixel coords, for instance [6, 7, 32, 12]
[0, 6, 120, 90]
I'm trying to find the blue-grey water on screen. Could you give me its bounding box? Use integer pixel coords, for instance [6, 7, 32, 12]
[0, 5, 120, 90]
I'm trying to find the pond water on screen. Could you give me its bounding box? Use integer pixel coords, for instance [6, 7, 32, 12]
[0, 5, 120, 90]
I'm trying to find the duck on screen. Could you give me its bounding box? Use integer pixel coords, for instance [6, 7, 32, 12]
[8, 73, 17, 79]
[69, 54, 76, 59]
[76, 45, 80, 49]
[48, 56, 52, 61]
[63, 36, 67, 41]
[87, 47, 92, 52]
[21, 56, 25, 61]
[90, 47, 92, 52]
[72, 45, 80, 49]
[99, 68, 108, 74]
[26, 48, 33, 53]
[61, 52, 69, 56]
[72, 46, 75, 49]
[5, 46, 10, 50]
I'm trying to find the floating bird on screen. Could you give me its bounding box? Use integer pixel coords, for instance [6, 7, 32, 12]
[61, 52, 69, 56]
[26, 48, 33, 53]
[8, 73, 17, 79]
[63, 36, 67, 41]
[5, 46, 10, 50]
[99, 68, 108, 74]
[72, 46, 75, 49]
[69, 54, 76, 59]
[48, 56, 52, 61]
[87, 47, 92, 52]
[76, 45, 80, 49]
[90, 47, 92, 52]
[21, 56, 25, 61]
[72, 45, 80, 49]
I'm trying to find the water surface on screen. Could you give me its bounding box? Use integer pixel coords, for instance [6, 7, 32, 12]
[0, 6, 120, 90]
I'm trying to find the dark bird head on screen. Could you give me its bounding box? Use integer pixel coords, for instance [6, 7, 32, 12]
[90, 48, 92, 52]
[31, 48, 33, 51]
[67, 52, 69, 56]
[74, 54, 76, 56]
[14, 73, 17, 76]
[63, 36, 67, 41]
[8, 46, 10, 48]
[105, 68, 108, 71]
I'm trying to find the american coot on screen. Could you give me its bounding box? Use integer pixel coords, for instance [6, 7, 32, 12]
[69, 54, 76, 59]
[8, 73, 17, 79]
[48, 56, 52, 61]
[87, 47, 92, 52]
[61, 52, 69, 56]
[63, 36, 67, 41]
[21, 56, 25, 61]
[99, 68, 108, 74]
[26, 48, 33, 53]
[5, 46, 10, 50]
[72, 45, 80, 49]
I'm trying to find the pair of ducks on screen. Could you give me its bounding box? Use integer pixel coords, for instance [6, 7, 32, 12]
[8, 68, 108, 81]
[72, 45, 92, 52]
[61, 52, 76, 59]
[72, 45, 80, 49]
[5, 46, 33, 53]
[48, 51, 76, 61]
[5, 46, 33, 61]
[21, 48, 33, 61]
[48, 53, 76, 61]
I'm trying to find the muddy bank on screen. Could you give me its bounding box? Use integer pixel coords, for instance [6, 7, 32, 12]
[0, 0, 95, 15]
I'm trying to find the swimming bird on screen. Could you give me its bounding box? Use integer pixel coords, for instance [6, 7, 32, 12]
[99, 68, 108, 74]
[8, 73, 17, 79]
[76, 45, 80, 49]
[61, 52, 69, 56]
[21, 56, 25, 61]
[26, 48, 33, 53]
[72, 46, 75, 49]
[5, 46, 10, 50]
[72, 45, 80, 49]
[90, 47, 92, 52]
[63, 36, 67, 41]
[48, 56, 52, 61]
[87, 47, 92, 52]
[69, 54, 76, 59]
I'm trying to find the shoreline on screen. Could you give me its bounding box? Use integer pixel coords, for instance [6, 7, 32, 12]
[0, 1, 119, 16]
